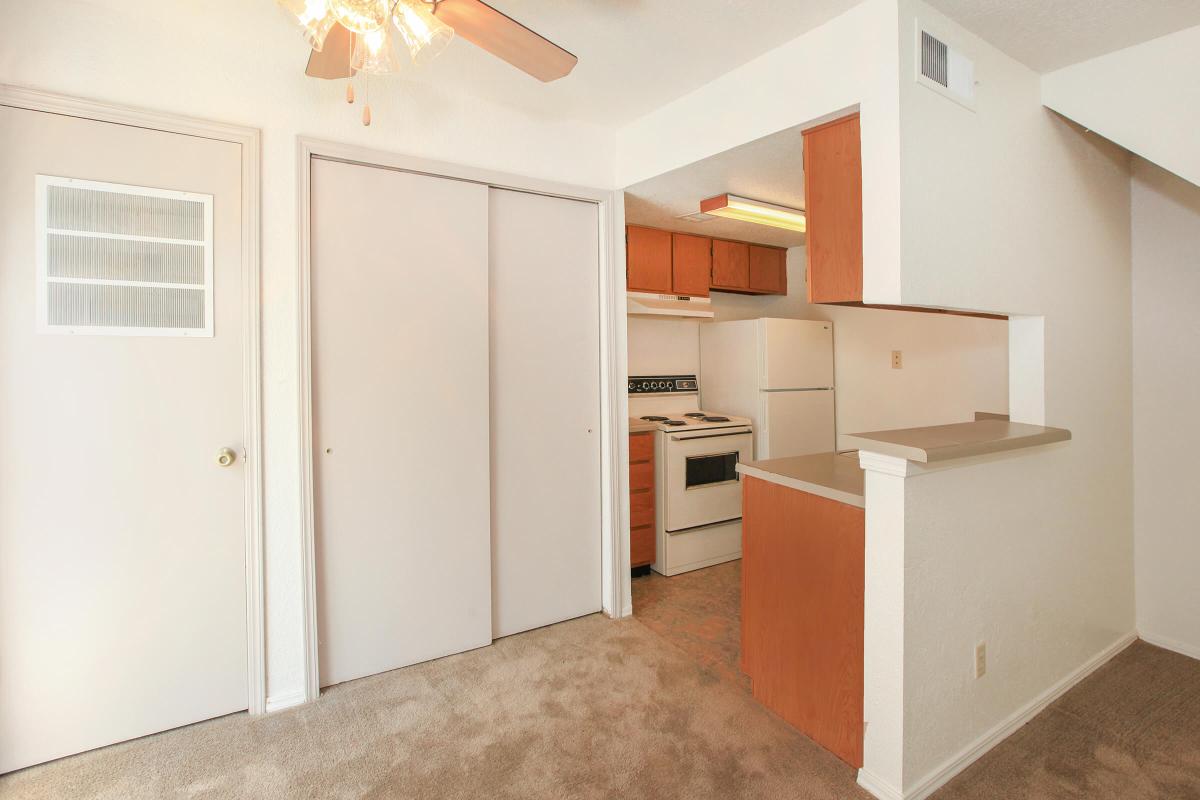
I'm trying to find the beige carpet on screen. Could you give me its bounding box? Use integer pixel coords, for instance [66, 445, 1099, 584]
[933, 640, 1200, 799]
[3, 614, 1198, 800]
[0, 614, 868, 800]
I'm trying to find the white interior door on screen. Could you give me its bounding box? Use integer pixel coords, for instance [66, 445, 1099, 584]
[759, 318, 834, 390]
[311, 158, 491, 687]
[760, 390, 837, 459]
[489, 188, 601, 638]
[0, 107, 248, 773]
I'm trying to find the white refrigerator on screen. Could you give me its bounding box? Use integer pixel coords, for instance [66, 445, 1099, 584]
[699, 318, 835, 459]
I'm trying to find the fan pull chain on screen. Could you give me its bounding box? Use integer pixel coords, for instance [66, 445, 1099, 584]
[361, 75, 372, 126]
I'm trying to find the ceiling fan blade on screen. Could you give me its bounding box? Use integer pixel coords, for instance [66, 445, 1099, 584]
[433, 0, 577, 82]
[305, 23, 355, 79]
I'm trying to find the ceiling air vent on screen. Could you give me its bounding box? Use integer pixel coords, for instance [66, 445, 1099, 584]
[915, 23, 975, 111]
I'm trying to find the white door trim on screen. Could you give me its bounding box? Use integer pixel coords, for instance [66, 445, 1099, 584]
[296, 137, 627, 703]
[0, 84, 267, 716]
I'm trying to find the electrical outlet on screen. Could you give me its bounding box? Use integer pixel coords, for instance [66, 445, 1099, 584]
[975, 641, 987, 678]
[891, 350, 903, 369]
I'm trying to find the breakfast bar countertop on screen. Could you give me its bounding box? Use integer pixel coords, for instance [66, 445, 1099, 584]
[842, 419, 1071, 464]
[737, 452, 865, 508]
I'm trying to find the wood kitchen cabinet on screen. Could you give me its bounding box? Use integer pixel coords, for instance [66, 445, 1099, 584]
[629, 431, 656, 568]
[671, 233, 711, 297]
[626, 225, 673, 293]
[711, 238, 750, 290]
[626, 224, 789, 297]
[749, 245, 787, 294]
[803, 113, 863, 304]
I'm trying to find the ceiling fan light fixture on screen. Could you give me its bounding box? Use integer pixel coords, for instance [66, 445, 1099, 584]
[352, 23, 405, 74]
[699, 194, 807, 233]
[392, 0, 455, 65]
[329, 0, 389, 34]
[276, 0, 337, 50]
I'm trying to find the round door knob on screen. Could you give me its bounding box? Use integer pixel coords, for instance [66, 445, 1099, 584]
[216, 447, 237, 467]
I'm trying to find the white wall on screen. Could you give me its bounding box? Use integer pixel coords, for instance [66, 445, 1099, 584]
[1131, 158, 1200, 659]
[1042, 25, 1200, 188]
[0, 0, 615, 706]
[627, 317, 701, 377]
[881, 0, 1136, 791]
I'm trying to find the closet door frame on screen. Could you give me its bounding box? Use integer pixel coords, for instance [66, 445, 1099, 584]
[295, 138, 628, 704]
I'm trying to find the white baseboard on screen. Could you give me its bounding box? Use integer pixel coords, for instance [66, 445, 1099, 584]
[901, 630, 1137, 800]
[857, 768, 903, 800]
[264, 688, 306, 713]
[1139, 630, 1200, 661]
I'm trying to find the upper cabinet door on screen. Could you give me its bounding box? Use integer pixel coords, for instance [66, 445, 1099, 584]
[711, 239, 749, 290]
[671, 233, 711, 297]
[803, 114, 863, 304]
[748, 246, 787, 294]
[626, 226, 672, 293]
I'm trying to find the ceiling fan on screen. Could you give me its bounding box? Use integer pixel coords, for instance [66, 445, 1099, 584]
[277, 0, 577, 124]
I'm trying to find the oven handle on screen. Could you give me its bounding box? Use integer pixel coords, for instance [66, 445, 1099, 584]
[670, 428, 753, 441]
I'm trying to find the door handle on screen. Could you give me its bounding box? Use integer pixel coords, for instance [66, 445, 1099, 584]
[216, 447, 237, 467]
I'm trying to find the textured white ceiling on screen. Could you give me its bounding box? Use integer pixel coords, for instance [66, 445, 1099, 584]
[923, 0, 1200, 72]
[623, 125, 807, 248]
[290, 0, 866, 125]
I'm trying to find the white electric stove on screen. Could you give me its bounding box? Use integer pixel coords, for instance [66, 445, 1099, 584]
[629, 375, 752, 576]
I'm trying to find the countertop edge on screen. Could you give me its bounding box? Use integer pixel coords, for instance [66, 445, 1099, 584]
[843, 423, 1071, 464]
[737, 464, 865, 509]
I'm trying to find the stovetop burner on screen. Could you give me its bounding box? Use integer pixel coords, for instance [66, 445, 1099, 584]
[640, 415, 669, 422]
[662, 419, 687, 426]
[701, 416, 730, 422]
[683, 412, 706, 418]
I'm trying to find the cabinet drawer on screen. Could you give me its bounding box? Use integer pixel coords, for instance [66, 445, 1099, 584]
[629, 460, 654, 492]
[629, 432, 654, 463]
[630, 524, 655, 567]
[630, 489, 655, 529]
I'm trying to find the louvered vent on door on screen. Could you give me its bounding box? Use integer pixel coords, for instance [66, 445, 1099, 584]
[36, 176, 214, 336]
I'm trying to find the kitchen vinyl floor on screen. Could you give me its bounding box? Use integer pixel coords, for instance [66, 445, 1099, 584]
[631, 560, 748, 691]
[2, 615, 1196, 799]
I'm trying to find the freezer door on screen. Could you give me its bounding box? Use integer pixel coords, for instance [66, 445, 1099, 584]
[759, 389, 836, 459]
[759, 318, 834, 390]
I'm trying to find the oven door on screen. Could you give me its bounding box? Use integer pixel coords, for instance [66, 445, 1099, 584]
[664, 426, 754, 532]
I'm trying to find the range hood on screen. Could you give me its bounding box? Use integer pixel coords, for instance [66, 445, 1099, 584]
[626, 291, 715, 319]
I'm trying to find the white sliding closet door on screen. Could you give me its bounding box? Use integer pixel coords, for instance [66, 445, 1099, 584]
[311, 159, 491, 687]
[489, 188, 602, 638]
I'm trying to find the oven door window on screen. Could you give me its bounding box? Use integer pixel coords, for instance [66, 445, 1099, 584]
[685, 451, 740, 489]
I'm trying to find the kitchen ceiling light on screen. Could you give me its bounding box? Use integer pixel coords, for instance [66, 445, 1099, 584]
[699, 194, 806, 233]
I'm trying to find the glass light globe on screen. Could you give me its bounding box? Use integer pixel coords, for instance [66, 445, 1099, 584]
[276, 0, 337, 50]
[352, 24, 404, 74]
[329, 0, 389, 34]
[392, 0, 454, 65]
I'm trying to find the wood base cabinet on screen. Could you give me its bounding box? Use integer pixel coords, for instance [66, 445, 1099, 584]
[629, 432, 656, 568]
[741, 475, 864, 767]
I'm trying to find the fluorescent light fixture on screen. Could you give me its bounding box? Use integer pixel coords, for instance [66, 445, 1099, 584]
[699, 194, 806, 232]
